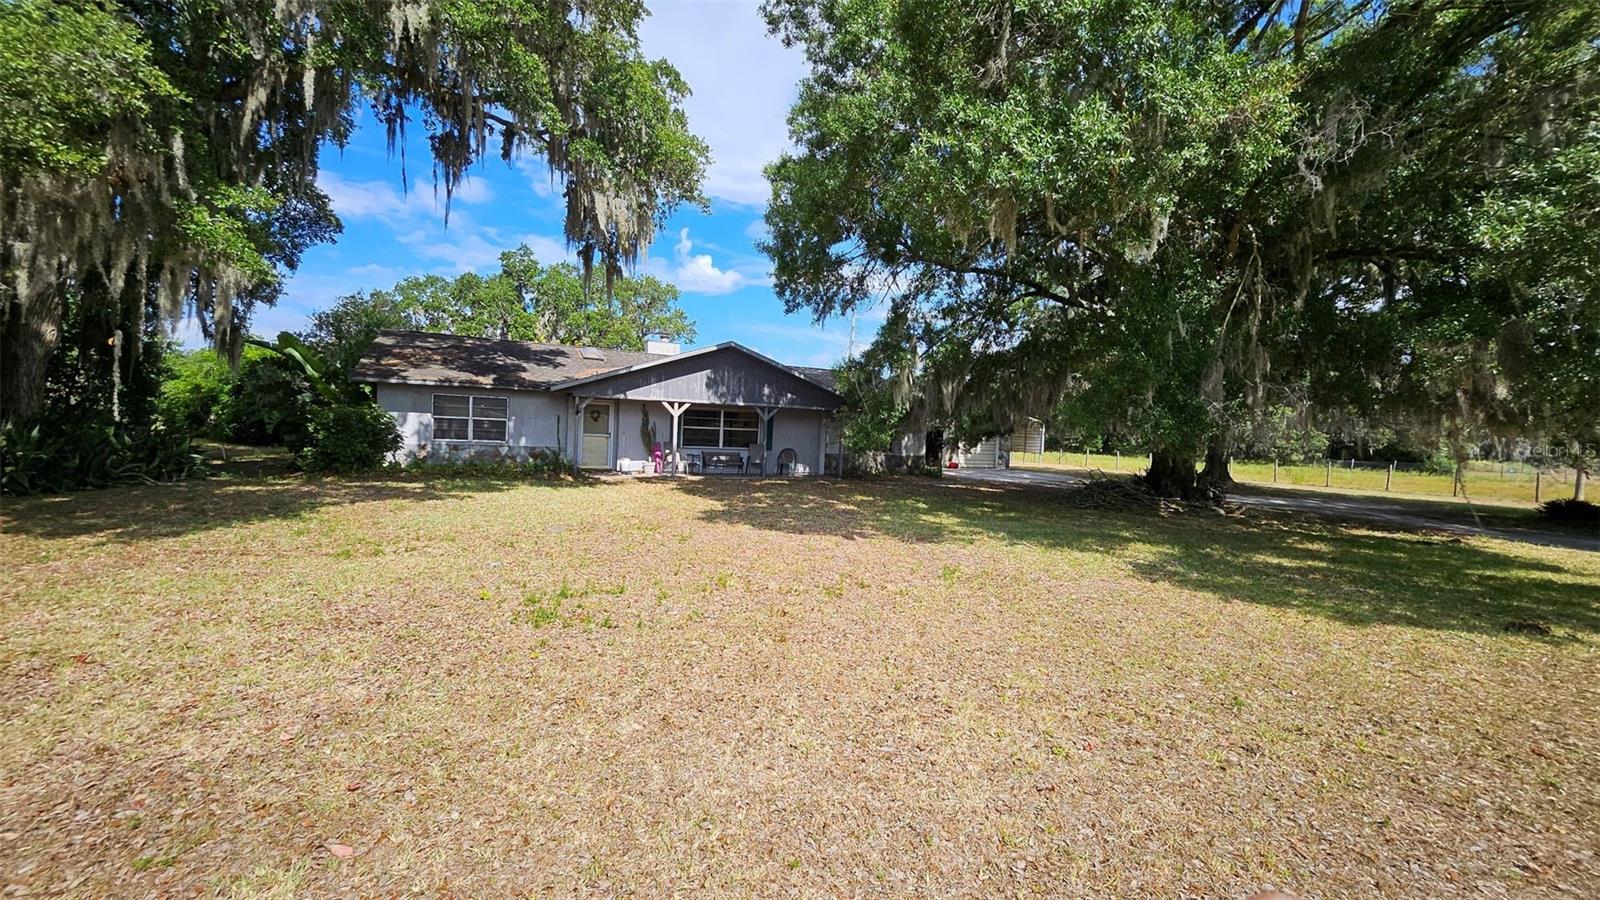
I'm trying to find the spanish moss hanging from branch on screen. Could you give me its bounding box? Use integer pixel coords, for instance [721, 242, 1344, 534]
[0, 0, 707, 423]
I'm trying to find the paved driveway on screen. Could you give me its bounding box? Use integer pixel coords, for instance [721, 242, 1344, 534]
[947, 466, 1600, 552]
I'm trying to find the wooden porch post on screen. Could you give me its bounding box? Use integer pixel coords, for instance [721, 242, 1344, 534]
[661, 401, 690, 473]
[755, 406, 777, 475]
[817, 417, 827, 476]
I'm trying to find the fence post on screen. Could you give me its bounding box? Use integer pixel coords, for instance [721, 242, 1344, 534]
[1324, 459, 1331, 487]
[1273, 460, 1278, 483]
[1385, 462, 1393, 492]
[1536, 470, 1542, 504]
[1084, 448, 1090, 468]
[1452, 464, 1461, 498]
[1115, 451, 1120, 470]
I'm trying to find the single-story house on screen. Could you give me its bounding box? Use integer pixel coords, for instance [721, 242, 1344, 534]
[352, 330, 847, 474]
[351, 329, 1029, 474]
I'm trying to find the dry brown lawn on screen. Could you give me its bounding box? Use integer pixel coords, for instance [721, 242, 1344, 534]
[3, 472, 1598, 897]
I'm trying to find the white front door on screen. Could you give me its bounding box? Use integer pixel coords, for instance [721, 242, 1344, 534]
[580, 402, 612, 469]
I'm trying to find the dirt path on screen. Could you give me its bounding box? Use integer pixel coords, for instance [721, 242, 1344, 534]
[960, 466, 1600, 552]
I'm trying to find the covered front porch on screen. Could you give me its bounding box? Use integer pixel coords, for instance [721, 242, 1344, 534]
[571, 397, 830, 476]
[553, 343, 843, 477]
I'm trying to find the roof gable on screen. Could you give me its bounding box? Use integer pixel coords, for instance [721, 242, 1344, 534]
[552, 344, 841, 410]
[551, 341, 838, 396]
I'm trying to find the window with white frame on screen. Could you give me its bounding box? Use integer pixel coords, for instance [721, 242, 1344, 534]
[681, 406, 761, 449]
[433, 394, 508, 442]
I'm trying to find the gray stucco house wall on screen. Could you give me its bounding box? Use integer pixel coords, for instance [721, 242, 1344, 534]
[354, 331, 842, 474]
[374, 383, 568, 464]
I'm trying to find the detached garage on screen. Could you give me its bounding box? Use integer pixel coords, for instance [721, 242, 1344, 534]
[951, 418, 1041, 467]
[949, 436, 1002, 469]
[1012, 418, 1046, 455]
[891, 421, 1033, 470]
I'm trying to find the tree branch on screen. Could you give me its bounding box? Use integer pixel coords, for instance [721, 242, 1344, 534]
[1230, 1, 1278, 51]
[483, 110, 553, 147]
[1318, 245, 1463, 264]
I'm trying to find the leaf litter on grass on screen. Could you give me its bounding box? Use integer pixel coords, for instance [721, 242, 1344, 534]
[1, 473, 1597, 895]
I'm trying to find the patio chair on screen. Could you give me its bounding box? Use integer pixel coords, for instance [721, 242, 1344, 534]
[665, 449, 698, 475]
[746, 443, 766, 475]
[776, 448, 797, 476]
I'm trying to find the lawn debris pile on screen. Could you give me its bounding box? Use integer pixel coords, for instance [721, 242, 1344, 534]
[1060, 474, 1228, 515]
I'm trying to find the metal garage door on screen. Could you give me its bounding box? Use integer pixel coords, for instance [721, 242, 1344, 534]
[954, 437, 999, 468]
[1013, 419, 1045, 455]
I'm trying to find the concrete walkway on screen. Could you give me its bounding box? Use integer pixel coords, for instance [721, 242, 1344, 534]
[948, 466, 1600, 552]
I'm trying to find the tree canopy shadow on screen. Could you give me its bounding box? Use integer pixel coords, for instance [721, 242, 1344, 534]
[671, 475, 1600, 636]
[1, 469, 594, 543]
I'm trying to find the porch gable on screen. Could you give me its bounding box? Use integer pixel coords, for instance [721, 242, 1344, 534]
[553, 344, 841, 410]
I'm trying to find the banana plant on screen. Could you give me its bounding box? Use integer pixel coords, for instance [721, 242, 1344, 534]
[246, 332, 343, 403]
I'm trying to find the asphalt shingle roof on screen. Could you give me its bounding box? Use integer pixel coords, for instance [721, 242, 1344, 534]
[350, 330, 840, 394]
[350, 331, 663, 390]
[789, 366, 837, 392]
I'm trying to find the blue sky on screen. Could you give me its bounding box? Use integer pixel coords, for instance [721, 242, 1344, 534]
[243, 1, 876, 369]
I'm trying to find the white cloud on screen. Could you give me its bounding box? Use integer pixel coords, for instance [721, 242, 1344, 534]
[449, 175, 494, 205]
[375, 214, 575, 275]
[275, 264, 406, 325]
[270, 2, 812, 342]
[328, 3, 808, 213]
[674, 228, 745, 293]
[398, 225, 510, 273]
[740, 320, 856, 368]
[646, 227, 752, 294]
[676, 253, 744, 294]
[739, 295, 891, 365]
[319, 167, 566, 276]
[848, 296, 890, 329]
[513, 233, 573, 265]
[639, 2, 808, 206]
[513, 155, 562, 199]
[320, 172, 410, 219]
[319, 172, 493, 223]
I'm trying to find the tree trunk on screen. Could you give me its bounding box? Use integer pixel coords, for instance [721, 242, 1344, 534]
[1144, 447, 1199, 499]
[1198, 438, 1234, 489]
[0, 295, 62, 425]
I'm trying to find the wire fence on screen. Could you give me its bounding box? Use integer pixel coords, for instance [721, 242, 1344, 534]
[1018, 450, 1581, 505]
